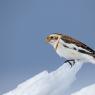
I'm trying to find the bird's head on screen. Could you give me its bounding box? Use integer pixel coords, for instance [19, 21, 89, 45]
[45, 33, 62, 48]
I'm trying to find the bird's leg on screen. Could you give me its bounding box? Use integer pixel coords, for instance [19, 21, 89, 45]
[64, 59, 75, 67]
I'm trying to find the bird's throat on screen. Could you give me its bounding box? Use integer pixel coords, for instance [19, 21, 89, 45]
[55, 39, 60, 50]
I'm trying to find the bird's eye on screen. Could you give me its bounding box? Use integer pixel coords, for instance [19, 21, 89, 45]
[50, 36, 54, 39]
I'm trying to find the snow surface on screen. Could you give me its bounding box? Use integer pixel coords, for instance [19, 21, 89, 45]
[71, 84, 95, 95]
[3, 61, 83, 95]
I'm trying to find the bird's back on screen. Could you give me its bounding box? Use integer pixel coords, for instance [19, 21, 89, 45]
[61, 34, 95, 58]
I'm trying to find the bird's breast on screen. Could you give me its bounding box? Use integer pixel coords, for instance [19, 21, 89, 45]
[56, 43, 83, 59]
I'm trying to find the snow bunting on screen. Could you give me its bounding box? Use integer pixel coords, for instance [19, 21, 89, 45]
[45, 33, 95, 67]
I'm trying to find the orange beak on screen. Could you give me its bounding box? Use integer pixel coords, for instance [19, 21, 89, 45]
[45, 36, 51, 43]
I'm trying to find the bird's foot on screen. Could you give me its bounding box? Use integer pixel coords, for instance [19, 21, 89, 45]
[64, 59, 75, 67]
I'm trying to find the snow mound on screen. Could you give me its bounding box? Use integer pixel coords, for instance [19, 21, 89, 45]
[71, 84, 95, 95]
[3, 61, 83, 95]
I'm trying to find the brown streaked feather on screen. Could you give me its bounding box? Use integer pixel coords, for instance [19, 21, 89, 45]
[61, 34, 95, 56]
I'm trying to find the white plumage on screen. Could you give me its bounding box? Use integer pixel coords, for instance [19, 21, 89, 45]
[46, 33, 95, 66]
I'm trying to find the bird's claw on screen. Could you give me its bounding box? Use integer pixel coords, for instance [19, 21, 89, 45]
[64, 60, 75, 67]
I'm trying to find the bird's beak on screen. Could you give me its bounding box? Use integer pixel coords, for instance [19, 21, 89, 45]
[45, 36, 51, 43]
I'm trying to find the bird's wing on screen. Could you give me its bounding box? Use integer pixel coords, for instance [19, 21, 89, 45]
[61, 35, 95, 56]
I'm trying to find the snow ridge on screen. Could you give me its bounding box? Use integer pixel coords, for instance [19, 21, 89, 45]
[71, 84, 95, 95]
[3, 61, 83, 95]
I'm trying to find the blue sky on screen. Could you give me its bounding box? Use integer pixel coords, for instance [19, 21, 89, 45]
[0, 0, 95, 94]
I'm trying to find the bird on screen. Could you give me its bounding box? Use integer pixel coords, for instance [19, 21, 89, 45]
[45, 33, 95, 67]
